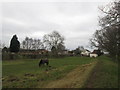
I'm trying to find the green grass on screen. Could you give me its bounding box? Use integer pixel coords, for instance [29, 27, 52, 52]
[2, 56, 96, 88]
[3, 57, 94, 76]
[2, 56, 118, 88]
[84, 56, 118, 88]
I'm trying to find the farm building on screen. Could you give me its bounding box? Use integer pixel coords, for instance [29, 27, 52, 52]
[81, 49, 91, 56]
[90, 49, 103, 57]
[90, 53, 98, 57]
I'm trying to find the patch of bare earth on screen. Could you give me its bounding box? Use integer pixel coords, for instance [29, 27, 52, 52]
[44, 61, 97, 88]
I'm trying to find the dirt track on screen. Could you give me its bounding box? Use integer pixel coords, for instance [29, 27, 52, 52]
[45, 61, 97, 88]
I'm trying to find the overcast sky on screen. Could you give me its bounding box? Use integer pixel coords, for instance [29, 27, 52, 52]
[1, 0, 112, 50]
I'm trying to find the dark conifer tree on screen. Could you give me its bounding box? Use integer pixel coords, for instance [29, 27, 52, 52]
[10, 35, 20, 53]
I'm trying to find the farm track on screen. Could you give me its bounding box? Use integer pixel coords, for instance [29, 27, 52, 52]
[44, 61, 97, 88]
[84, 60, 101, 88]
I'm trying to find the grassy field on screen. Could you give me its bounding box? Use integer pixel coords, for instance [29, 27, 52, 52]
[84, 56, 118, 88]
[2, 56, 118, 88]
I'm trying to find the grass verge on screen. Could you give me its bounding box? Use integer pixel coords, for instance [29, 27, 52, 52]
[83, 56, 118, 88]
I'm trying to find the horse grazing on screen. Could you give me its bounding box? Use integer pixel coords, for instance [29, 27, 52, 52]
[39, 58, 49, 67]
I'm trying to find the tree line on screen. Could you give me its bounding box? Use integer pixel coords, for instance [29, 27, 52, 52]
[9, 31, 65, 54]
[21, 37, 44, 50]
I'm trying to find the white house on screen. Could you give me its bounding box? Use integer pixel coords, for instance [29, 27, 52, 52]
[104, 52, 109, 55]
[90, 53, 98, 57]
[90, 50, 99, 57]
[81, 49, 90, 56]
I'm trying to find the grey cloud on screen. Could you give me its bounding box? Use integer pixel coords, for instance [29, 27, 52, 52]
[1, 1, 111, 49]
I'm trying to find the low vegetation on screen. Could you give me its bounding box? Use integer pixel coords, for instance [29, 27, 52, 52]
[2, 56, 118, 88]
[2, 57, 96, 88]
[84, 56, 118, 88]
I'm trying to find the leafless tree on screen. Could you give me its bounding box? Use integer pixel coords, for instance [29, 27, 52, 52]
[43, 31, 65, 51]
[90, 0, 120, 60]
[32, 39, 44, 50]
[22, 37, 44, 50]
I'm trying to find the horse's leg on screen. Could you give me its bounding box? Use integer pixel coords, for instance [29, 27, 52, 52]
[46, 62, 49, 66]
[39, 62, 40, 67]
[39, 62, 41, 67]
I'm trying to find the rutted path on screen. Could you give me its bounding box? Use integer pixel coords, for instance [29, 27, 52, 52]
[44, 61, 97, 88]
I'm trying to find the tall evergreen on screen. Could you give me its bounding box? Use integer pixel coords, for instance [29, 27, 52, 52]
[10, 35, 20, 53]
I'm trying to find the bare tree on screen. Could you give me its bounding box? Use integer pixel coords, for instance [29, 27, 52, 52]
[22, 37, 29, 49]
[32, 39, 44, 50]
[43, 31, 65, 51]
[22, 37, 44, 50]
[90, 0, 120, 60]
